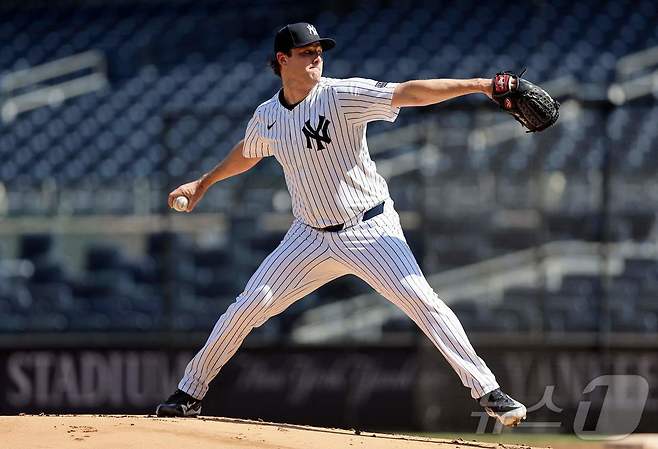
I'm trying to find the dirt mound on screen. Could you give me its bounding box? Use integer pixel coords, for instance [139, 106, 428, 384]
[1, 415, 541, 449]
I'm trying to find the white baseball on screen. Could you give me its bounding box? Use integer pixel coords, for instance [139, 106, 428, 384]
[173, 196, 189, 212]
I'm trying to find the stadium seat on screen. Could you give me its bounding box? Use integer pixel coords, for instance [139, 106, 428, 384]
[19, 234, 53, 260]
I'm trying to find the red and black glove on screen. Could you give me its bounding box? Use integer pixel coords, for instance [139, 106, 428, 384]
[492, 69, 560, 132]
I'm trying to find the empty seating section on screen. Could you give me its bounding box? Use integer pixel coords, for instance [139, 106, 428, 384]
[2, 231, 657, 334]
[1, 228, 379, 334]
[450, 258, 658, 334]
[0, 232, 279, 333]
[1, 1, 657, 335]
[1, 0, 657, 186]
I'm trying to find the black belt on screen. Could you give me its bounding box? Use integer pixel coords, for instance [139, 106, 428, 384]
[316, 202, 385, 232]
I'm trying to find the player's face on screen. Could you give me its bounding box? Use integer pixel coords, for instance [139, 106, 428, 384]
[287, 43, 323, 82]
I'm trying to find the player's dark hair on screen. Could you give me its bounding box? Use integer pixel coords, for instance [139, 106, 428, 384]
[269, 50, 291, 77]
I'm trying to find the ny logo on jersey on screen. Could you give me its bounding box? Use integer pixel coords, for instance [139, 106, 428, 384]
[307, 24, 318, 36]
[302, 115, 332, 150]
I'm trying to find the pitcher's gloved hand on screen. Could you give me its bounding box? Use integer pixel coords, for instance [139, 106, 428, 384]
[492, 69, 560, 132]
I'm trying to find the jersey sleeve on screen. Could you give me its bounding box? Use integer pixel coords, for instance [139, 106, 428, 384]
[332, 78, 400, 125]
[242, 111, 274, 158]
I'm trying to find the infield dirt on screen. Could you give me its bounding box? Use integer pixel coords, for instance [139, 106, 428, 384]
[1, 415, 546, 449]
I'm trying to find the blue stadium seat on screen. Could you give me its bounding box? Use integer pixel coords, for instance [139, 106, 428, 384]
[450, 299, 492, 332]
[19, 234, 52, 260]
[0, 0, 656, 188]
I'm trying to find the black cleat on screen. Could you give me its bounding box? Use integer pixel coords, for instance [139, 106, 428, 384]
[156, 389, 202, 417]
[478, 388, 526, 427]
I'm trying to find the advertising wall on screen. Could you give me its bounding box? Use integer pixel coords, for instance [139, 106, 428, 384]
[1, 341, 654, 433]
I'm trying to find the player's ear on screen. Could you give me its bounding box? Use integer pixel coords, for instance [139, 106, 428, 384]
[277, 51, 287, 65]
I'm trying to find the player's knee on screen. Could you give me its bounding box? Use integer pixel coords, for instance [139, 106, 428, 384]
[401, 284, 447, 309]
[235, 284, 276, 311]
[399, 281, 430, 301]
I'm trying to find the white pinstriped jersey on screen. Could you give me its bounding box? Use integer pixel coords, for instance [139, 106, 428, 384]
[179, 79, 503, 404]
[243, 77, 400, 228]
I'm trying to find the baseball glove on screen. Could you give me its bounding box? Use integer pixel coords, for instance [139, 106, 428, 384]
[492, 69, 560, 132]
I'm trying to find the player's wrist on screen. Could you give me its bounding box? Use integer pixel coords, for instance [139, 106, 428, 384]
[197, 174, 212, 191]
[477, 78, 492, 95]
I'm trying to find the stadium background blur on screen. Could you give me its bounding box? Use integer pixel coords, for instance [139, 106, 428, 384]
[1, 0, 657, 436]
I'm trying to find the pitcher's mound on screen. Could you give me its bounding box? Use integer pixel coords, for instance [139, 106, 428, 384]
[1, 415, 540, 449]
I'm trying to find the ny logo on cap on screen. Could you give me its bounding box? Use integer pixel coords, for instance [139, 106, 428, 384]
[307, 24, 318, 36]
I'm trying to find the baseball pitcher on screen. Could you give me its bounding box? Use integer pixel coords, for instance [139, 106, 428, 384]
[157, 22, 537, 427]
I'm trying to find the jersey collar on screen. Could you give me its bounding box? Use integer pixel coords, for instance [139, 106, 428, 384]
[278, 89, 303, 111]
[277, 80, 322, 111]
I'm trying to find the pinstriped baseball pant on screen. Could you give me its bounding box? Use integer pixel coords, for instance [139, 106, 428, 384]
[179, 201, 500, 400]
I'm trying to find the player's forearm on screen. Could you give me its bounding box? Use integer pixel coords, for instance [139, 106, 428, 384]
[392, 78, 490, 107]
[198, 140, 261, 189]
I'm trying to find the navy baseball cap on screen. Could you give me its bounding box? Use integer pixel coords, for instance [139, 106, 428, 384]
[274, 22, 336, 53]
